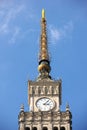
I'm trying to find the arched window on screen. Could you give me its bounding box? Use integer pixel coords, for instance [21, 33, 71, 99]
[53, 127, 58, 130]
[60, 127, 65, 130]
[32, 127, 37, 130]
[43, 127, 48, 130]
[25, 127, 30, 130]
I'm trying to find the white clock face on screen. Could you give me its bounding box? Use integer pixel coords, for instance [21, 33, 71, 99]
[36, 97, 55, 111]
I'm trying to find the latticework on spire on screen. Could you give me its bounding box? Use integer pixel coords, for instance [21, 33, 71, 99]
[38, 9, 51, 79]
[39, 9, 50, 62]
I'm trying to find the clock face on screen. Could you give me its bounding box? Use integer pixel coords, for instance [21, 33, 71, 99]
[36, 97, 55, 111]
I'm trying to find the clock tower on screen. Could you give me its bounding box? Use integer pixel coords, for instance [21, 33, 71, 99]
[18, 10, 72, 130]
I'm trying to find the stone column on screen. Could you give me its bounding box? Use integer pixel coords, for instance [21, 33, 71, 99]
[19, 122, 25, 130]
[67, 123, 71, 130]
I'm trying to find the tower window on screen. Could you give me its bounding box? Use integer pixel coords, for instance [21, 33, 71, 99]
[53, 127, 58, 130]
[32, 127, 37, 130]
[60, 127, 65, 130]
[25, 127, 30, 130]
[43, 127, 48, 130]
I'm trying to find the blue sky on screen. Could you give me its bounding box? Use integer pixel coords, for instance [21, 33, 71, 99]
[0, 0, 87, 130]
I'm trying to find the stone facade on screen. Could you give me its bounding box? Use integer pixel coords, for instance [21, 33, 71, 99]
[18, 108, 72, 130]
[18, 79, 72, 130]
[28, 79, 61, 112]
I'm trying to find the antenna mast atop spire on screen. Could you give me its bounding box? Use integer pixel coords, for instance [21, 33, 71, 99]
[42, 9, 45, 18]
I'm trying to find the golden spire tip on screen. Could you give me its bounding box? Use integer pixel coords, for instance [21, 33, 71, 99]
[42, 9, 45, 18]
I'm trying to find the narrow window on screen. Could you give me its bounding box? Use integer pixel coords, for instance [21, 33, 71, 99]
[32, 127, 37, 130]
[25, 127, 30, 130]
[45, 87, 48, 94]
[43, 127, 48, 130]
[53, 127, 58, 130]
[60, 127, 65, 130]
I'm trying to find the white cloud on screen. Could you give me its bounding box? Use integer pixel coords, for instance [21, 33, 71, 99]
[49, 21, 74, 44]
[9, 27, 20, 44]
[50, 26, 60, 41]
[0, 23, 9, 34]
[0, 4, 25, 34]
[0, 1, 37, 44]
[62, 21, 74, 37]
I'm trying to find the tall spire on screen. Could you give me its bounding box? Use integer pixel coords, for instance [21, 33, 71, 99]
[38, 9, 51, 80]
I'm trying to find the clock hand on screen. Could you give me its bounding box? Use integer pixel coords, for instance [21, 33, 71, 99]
[43, 100, 49, 105]
[44, 100, 50, 105]
[46, 101, 51, 105]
